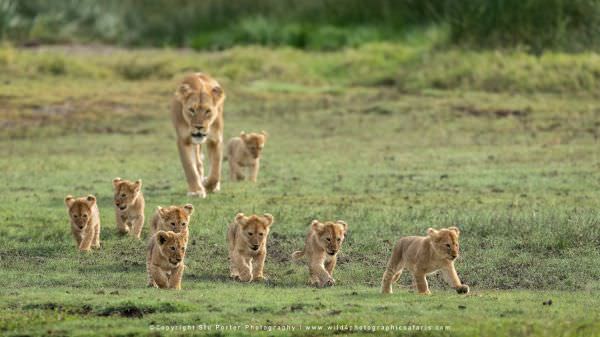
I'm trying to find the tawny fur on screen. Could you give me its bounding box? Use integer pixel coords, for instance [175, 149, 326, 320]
[226, 131, 267, 182]
[113, 178, 145, 239]
[227, 213, 274, 282]
[381, 227, 469, 295]
[150, 204, 194, 239]
[65, 195, 101, 252]
[292, 220, 348, 288]
[146, 231, 188, 290]
[171, 72, 225, 197]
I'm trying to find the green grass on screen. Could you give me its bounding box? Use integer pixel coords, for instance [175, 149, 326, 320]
[1, 45, 600, 336]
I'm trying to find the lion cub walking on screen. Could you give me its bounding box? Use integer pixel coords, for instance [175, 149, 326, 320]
[65, 195, 101, 252]
[381, 227, 469, 295]
[151, 204, 194, 238]
[227, 213, 274, 282]
[146, 231, 188, 289]
[112, 178, 145, 239]
[291, 220, 348, 288]
[226, 131, 267, 182]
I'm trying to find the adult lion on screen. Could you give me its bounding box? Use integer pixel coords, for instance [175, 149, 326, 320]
[171, 73, 225, 197]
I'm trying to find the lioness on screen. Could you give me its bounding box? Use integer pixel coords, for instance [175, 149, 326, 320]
[171, 72, 225, 197]
[65, 194, 101, 252]
[381, 227, 469, 295]
[112, 178, 145, 239]
[227, 213, 274, 282]
[150, 204, 194, 238]
[291, 220, 348, 288]
[147, 230, 188, 289]
[226, 131, 267, 182]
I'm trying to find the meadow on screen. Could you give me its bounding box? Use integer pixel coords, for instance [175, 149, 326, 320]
[1, 44, 600, 336]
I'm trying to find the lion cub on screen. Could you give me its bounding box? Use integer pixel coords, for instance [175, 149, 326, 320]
[147, 230, 188, 289]
[291, 220, 348, 288]
[151, 204, 194, 238]
[227, 213, 274, 282]
[113, 178, 145, 239]
[65, 195, 101, 252]
[226, 131, 267, 182]
[381, 227, 469, 295]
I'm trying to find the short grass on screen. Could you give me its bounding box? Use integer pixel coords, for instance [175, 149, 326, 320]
[1, 45, 599, 336]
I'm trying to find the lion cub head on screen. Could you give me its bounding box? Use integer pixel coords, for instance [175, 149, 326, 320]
[240, 131, 267, 159]
[234, 213, 274, 251]
[155, 231, 188, 267]
[311, 220, 348, 256]
[175, 74, 225, 144]
[428, 227, 460, 261]
[156, 204, 194, 233]
[112, 178, 142, 211]
[65, 195, 96, 230]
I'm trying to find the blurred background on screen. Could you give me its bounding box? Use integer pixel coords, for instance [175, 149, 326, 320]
[1, 0, 600, 53]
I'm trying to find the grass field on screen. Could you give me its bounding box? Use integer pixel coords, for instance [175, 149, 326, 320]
[1, 45, 600, 336]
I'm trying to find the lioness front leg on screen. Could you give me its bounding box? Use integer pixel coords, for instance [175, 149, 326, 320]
[195, 144, 204, 180]
[252, 251, 267, 281]
[177, 139, 206, 197]
[169, 264, 185, 290]
[442, 265, 469, 294]
[203, 139, 222, 192]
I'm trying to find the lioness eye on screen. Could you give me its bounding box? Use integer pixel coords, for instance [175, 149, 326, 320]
[171, 247, 175, 251]
[73, 215, 78, 218]
[121, 194, 126, 197]
[446, 244, 451, 248]
[182, 222, 186, 226]
[337, 238, 341, 242]
[259, 233, 263, 236]
[171, 222, 176, 226]
[326, 238, 331, 242]
[206, 109, 211, 115]
[83, 214, 87, 218]
[248, 232, 253, 236]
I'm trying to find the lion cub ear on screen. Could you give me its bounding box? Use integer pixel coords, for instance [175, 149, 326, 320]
[447, 226, 460, 236]
[311, 220, 324, 232]
[65, 195, 75, 208]
[85, 195, 96, 206]
[427, 228, 439, 237]
[260, 130, 268, 139]
[336, 220, 348, 233]
[240, 131, 248, 141]
[263, 213, 274, 227]
[112, 177, 122, 189]
[183, 204, 194, 216]
[175, 83, 193, 102]
[157, 231, 170, 245]
[133, 179, 142, 192]
[235, 213, 246, 225]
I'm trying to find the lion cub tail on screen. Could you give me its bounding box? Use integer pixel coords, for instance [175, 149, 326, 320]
[291, 250, 305, 260]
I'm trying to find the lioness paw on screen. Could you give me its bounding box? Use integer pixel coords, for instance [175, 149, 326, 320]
[187, 190, 207, 198]
[456, 285, 470, 294]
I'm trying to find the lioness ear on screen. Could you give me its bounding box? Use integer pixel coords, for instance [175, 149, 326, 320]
[427, 228, 438, 237]
[112, 177, 121, 189]
[183, 203, 194, 216]
[157, 231, 169, 245]
[448, 226, 460, 236]
[134, 179, 142, 192]
[311, 220, 324, 232]
[65, 195, 75, 208]
[211, 86, 224, 102]
[175, 83, 193, 102]
[235, 212, 246, 224]
[336, 220, 348, 233]
[263, 213, 274, 227]
[86, 195, 96, 206]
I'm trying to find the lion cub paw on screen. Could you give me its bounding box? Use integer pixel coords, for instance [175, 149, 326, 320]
[254, 275, 268, 282]
[187, 190, 207, 198]
[456, 285, 470, 294]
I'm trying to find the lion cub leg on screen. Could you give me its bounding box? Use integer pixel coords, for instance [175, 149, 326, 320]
[249, 160, 260, 182]
[78, 227, 94, 252]
[309, 256, 334, 288]
[442, 265, 470, 294]
[252, 250, 267, 281]
[92, 222, 101, 249]
[324, 255, 337, 284]
[116, 213, 130, 234]
[413, 272, 431, 295]
[131, 215, 144, 240]
[169, 264, 185, 290]
[381, 249, 404, 294]
[148, 265, 169, 288]
[233, 255, 253, 282]
[229, 161, 244, 181]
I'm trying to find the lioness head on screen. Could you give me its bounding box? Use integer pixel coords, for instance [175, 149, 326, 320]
[311, 220, 348, 256]
[65, 195, 96, 230]
[234, 213, 274, 251]
[240, 131, 267, 159]
[428, 227, 460, 260]
[156, 230, 188, 267]
[175, 76, 224, 144]
[156, 204, 194, 233]
[112, 178, 142, 211]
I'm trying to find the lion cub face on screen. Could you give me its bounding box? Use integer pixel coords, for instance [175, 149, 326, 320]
[428, 227, 460, 260]
[312, 220, 348, 256]
[156, 204, 194, 233]
[112, 178, 141, 211]
[175, 81, 224, 144]
[240, 131, 267, 159]
[65, 195, 96, 230]
[156, 231, 188, 267]
[235, 213, 274, 251]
